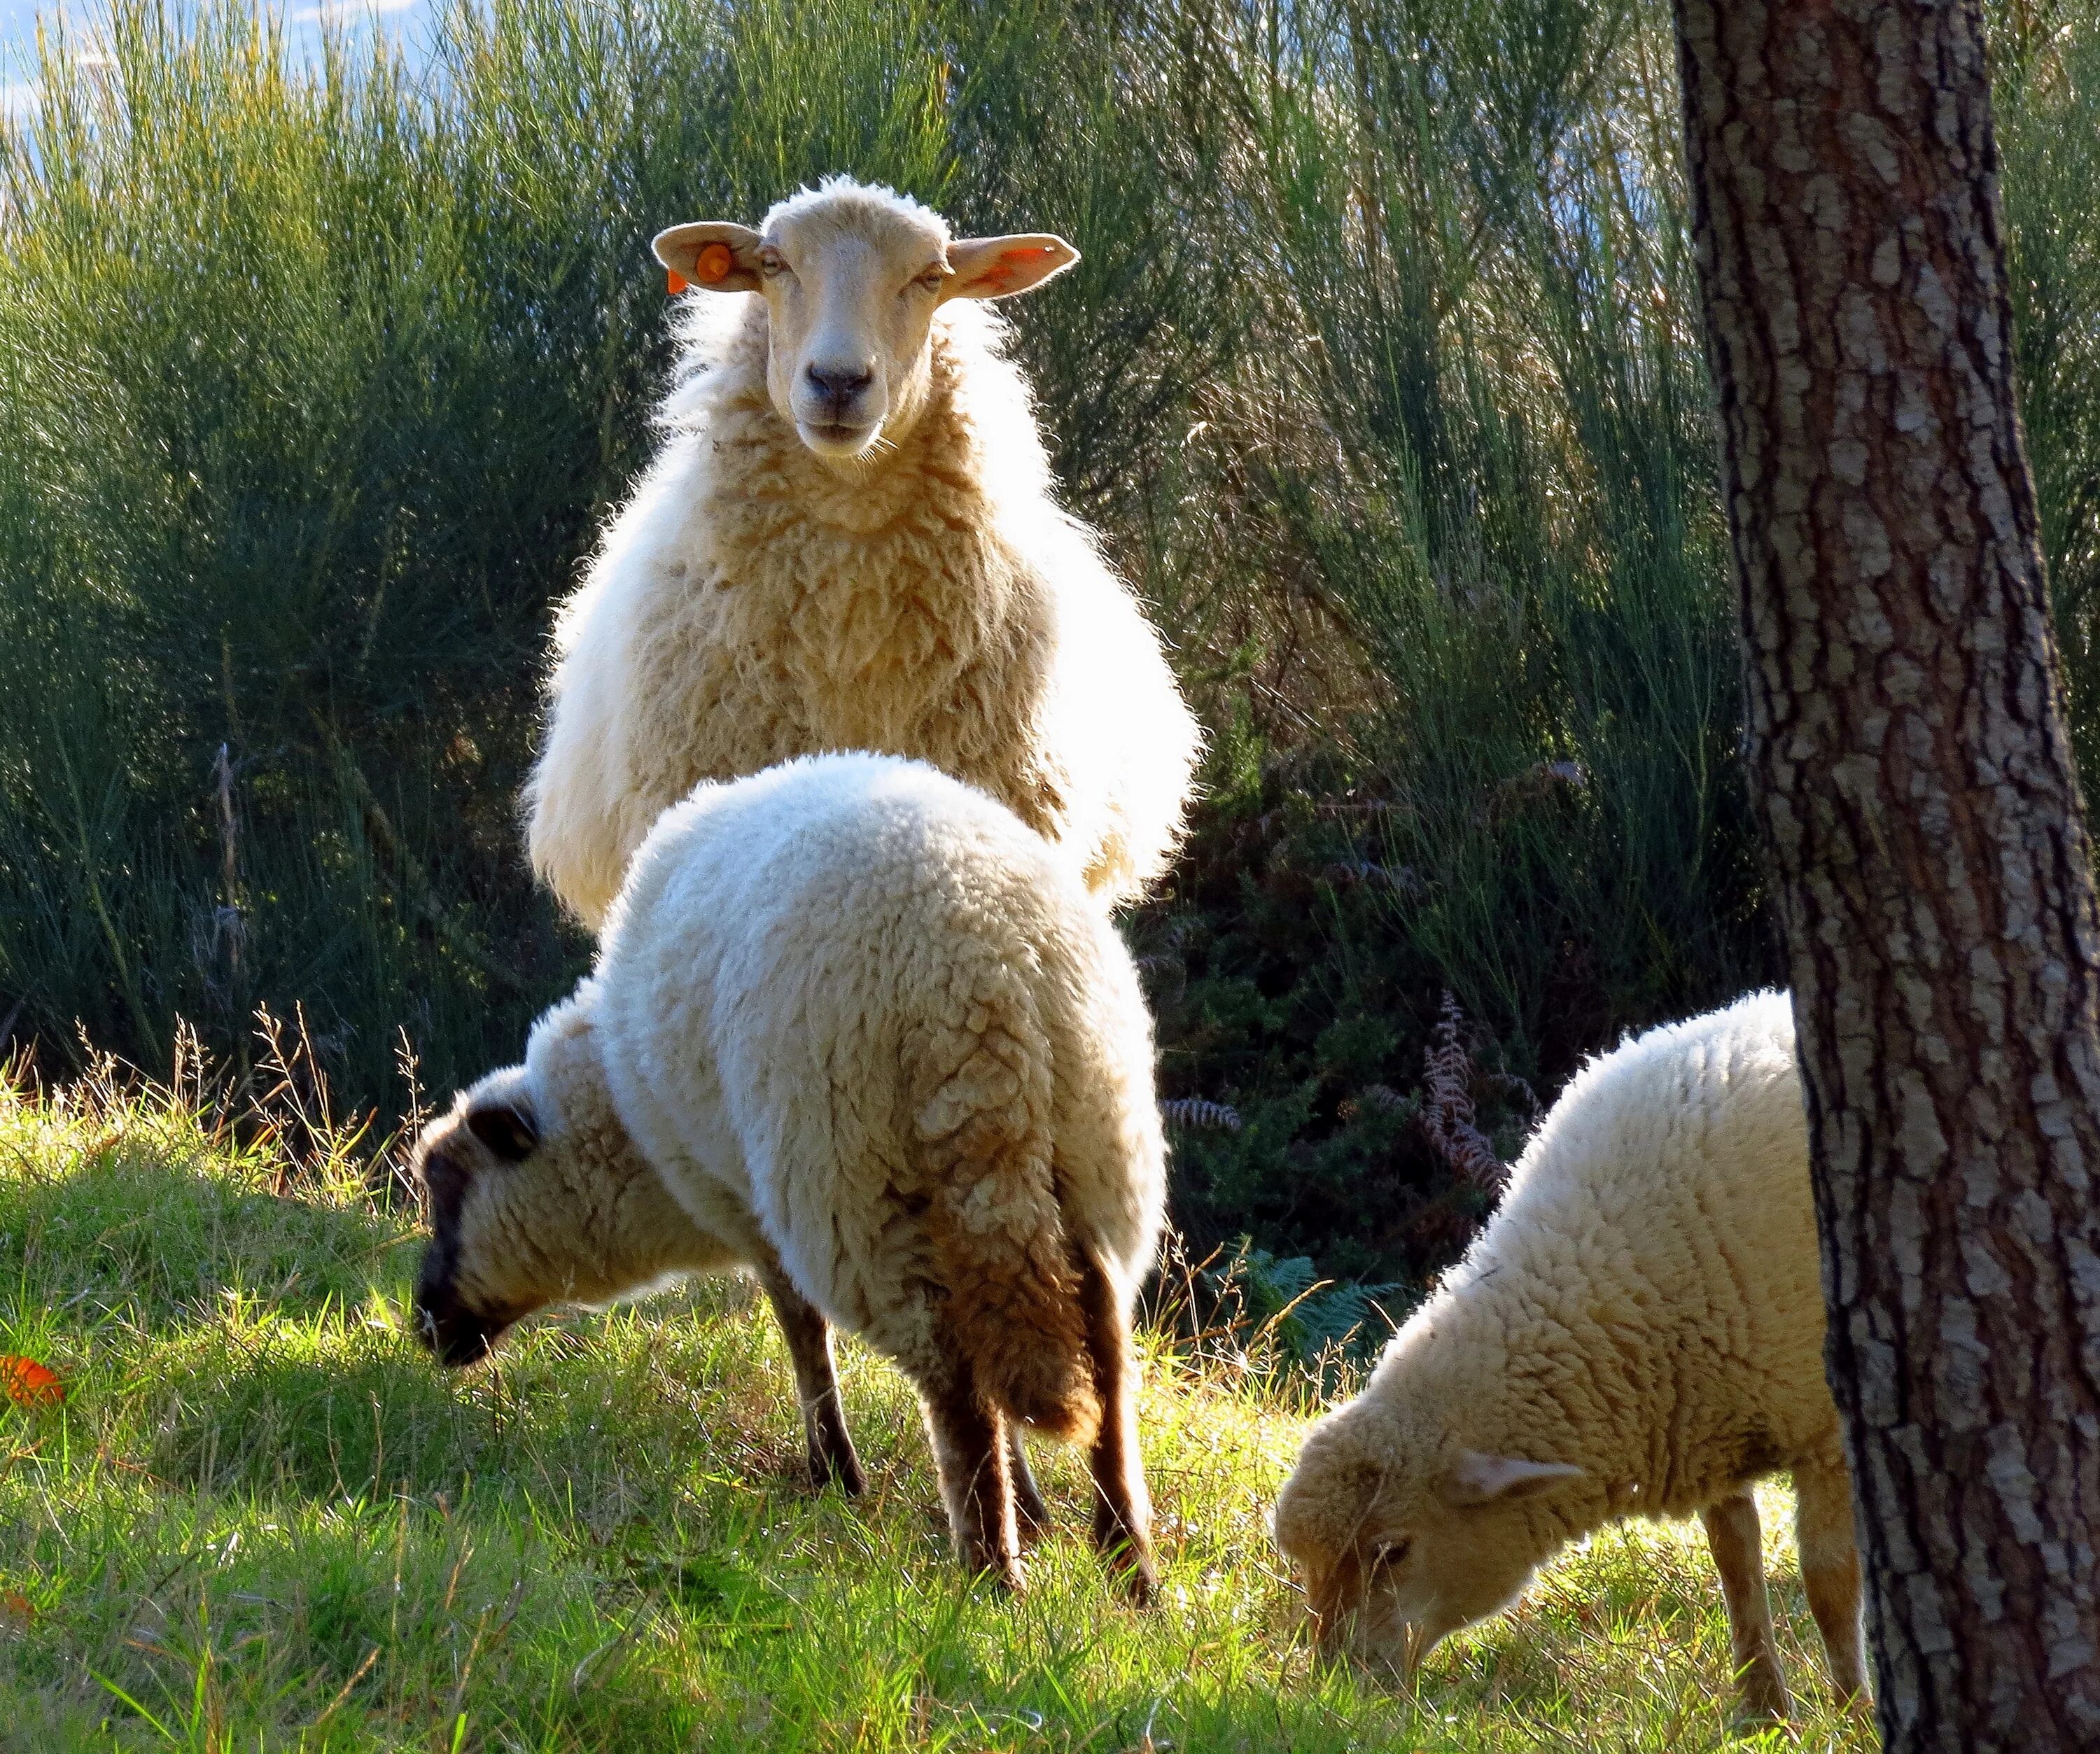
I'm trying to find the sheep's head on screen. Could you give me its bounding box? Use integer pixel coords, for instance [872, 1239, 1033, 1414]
[411, 1071, 551, 1365]
[653, 176, 1076, 462]
[410, 1017, 698, 1366]
[1272, 1396, 1584, 1681]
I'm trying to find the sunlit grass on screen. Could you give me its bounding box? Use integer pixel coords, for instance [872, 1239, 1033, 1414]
[0, 1079, 1872, 1752]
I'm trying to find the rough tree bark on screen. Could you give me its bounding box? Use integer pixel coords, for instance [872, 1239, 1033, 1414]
[1669, 1, 2100, 1746]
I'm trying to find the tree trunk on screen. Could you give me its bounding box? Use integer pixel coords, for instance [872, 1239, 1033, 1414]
[1669, 1, 2100, 1746]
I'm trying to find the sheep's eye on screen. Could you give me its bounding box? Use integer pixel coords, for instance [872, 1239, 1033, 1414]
[913, 266, 946, 294]
[1369, 1538, 1412, 1576]
[759, 251, 790, 279]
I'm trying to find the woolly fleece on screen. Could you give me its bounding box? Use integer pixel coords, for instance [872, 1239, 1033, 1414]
[1272, 990, 1860, 1704]
[526, 178, 1200, 932]
[589, 752, 1166, 1398]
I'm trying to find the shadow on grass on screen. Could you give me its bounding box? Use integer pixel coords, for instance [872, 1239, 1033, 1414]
[0, 1145, 418, 1338]
[132, 1328, 886, 1516]
[0, 1142, 875, 1518]
[139, 1342, 483, 1499]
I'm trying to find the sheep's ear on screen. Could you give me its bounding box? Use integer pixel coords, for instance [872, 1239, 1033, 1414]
[652, 222, 763, 295]
[465, 1099, 539, 1163]
[1439, 1451, 1585, 1507]
[941, 234, 1078, 302]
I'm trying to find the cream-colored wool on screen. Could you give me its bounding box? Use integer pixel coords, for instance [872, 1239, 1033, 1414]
[416, 753, 1166, 1592]
[526, 177, 1200, 932]
[1272, 990, 1866, 1720]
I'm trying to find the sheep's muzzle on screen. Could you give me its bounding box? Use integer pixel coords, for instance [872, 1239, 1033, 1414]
[412, 1253, 519, 1368]
[1303, 1555, 1429, 1682]
[1303, 1553, 1365, 1657]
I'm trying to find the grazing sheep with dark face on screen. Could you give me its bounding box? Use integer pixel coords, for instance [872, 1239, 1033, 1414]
[412, 1025, 866, 1497]
[416, 753, 1166, 1597]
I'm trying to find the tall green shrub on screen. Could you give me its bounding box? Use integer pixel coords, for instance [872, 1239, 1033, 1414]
[0, 0, 1214, 1104]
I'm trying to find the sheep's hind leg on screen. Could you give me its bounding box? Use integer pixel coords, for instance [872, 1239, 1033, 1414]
[1078, 1251, 1156, 1605]
[756, 1264, 865, 1496]
[1793, 1454, 1868, 1708]
[922, 1366, 1023, 1590]
[1007, 1424, 1051, 1541]
[1700, 1488, 1791, 1723]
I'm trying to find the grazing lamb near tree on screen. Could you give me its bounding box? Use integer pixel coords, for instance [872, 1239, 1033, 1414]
[1272, 990, 1865, 1723]
[526, 175, 1200, 934]
[415, 754, 1166, 1598]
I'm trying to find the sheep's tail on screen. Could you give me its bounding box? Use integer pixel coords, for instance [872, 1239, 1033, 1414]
[910, 968, 1100, 1445]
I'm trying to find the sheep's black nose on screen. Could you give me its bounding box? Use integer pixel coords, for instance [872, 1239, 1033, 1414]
[412, 1272, 510, 1367]
[806, 363, 873, 406]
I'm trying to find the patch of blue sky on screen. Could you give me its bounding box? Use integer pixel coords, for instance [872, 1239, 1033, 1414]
[1, 0, 435, 121]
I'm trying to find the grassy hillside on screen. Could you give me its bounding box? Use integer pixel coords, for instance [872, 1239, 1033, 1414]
[0, 1074, 1869, 1751]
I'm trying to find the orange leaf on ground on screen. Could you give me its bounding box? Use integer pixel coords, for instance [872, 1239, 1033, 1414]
[0, 1590, 32, 1620]
[0, 1356, 63, 1407]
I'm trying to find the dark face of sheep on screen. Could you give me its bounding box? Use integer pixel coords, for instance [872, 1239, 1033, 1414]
[650, 179, 1078, 462]
[410, 1093, 542, 1368]
[410, 1031, 710, 1368]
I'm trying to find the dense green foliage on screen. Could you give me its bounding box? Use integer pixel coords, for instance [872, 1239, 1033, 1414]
[2, 0, 2096, 1283]
[0, 1076, 1875, 1749]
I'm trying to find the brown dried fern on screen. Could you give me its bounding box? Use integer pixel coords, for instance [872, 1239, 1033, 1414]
[1417, 992, 1507, 1195]
[1161, 1097, 1244, 1135]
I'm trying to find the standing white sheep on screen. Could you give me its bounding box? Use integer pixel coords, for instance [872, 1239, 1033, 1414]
[1271, 990, 1865, 1722]
[526, 176, 1200, 933]
[414, 754, 1166, 1597]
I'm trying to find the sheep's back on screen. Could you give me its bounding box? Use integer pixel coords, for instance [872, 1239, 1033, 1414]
[589, 755, 1161, 1329]
[1385, 991, 1832, 1514]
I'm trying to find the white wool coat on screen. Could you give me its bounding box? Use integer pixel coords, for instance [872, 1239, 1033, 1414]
[1369, 988, 1830, 1519]
[526, 290, 1200, 932]
[524, 753, 1167, 1381]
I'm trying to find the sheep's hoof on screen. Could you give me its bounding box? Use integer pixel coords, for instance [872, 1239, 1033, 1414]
[1119, 1559, 1157, 1609]
[806, 1432, 865, 1497]
[821, 1451, 867, 1498]
[964, 1552, 1027, 1597]
[1012, 1483, 1051, 1542]
[1728, 1681, 1791, 1732]
[1095, 1540, 1156, 1608]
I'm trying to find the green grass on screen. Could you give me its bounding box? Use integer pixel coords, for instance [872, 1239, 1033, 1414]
[0, 1079, 1871, 1751]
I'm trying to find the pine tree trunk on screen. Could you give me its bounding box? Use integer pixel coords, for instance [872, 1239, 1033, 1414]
[1669, 1, 2100, 1744]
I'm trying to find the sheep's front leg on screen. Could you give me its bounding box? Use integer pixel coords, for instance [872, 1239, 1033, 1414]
[1793, 1456, 1869, 1707]
[921, 1368, 1023, 1590]
[1700, 1488, 1791, 1723]
[755, 1265, 864, 1496]
[1079, 1253, 1156, 1605]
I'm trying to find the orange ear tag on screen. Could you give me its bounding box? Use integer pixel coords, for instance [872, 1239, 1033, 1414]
[695, 242, 736, 285]
[666, 269, 690, 295]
